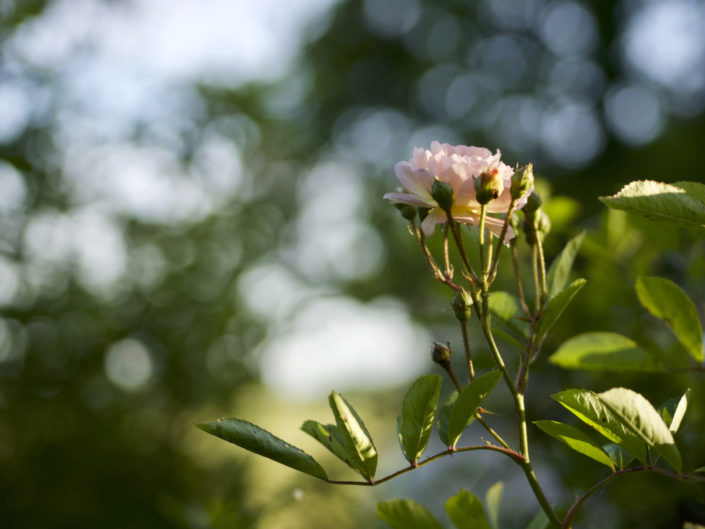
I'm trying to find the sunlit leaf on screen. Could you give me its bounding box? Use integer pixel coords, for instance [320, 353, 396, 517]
[603, 443, 634, 470]
[552, 388, 647, 463]
[437, 391, 458, 447]
[549, 332, 664, 372]
[397, 375, 442, 464]
[447, 371, 502, 448]
[599, 387, 681, 471]
[694, 467, 705, 474]
[599, 180, 705, 229]
[197, 418, 327, 480]
[660, 389, 691, 434]
[329, 391, 378, 480]
[445, 489, 492, 529]
[377, 498, 443, 529]
[546, 231, 586, 300]
[537, 278, 586, 342]
[485, 481, 503, 529]
[636, 276, 704, 362]
[301, 420, 360, 475]
[534, 420, 614, 469]
[489, 291, 520, 320]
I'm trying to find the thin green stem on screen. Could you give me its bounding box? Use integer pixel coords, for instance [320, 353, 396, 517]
[536, 234, 548, 305]
[416, 224, 462, 291]
[459, 320, 475, 381]
[531, 244, 541, 314]
[511, 242, 531, 316]
[322, 444, 525, 486]
[478, 205, 487, 280]
[449, 219, 480, 285]
[489, 199, 517, 281]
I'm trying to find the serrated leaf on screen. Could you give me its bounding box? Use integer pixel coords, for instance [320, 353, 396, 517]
[301, 420, 359, 475]
[549, 332, 664, 372]
[197, 418, 327, 480]
[552, 388, 647, 463]
[636, 276, 704, 362]
[447, 371, 502, 448]
[397, 375, 442, 464]
[329, 391, 378, 480]
[603, 443, 634, 470]
[437, 391, 458, 447]
[537, 278, 586, 342]
[485, 482, 503, 529]
[534, 420, 614, 469]
[599, 180, 705, 229]
[525, 510, 549, 529]
[377, 499, 443, 529]
[599, 387, 682, 472]
[660, 389, 691, 434]
[445, 489, 492, 529]
[546, 231, 586, 300]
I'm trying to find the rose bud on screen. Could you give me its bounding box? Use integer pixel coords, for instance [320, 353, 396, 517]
[451, 289, 473, 323]
[431, 341, 452, 368]
[475, 168, 504, 205]
[431, 179, 454, 214]
[510, 163, 534, 201]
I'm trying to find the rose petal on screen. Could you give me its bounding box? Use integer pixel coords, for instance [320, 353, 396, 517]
[394, 162, 434, 199]
[383, 192, 434, 207]
[420, 208, 447, 236]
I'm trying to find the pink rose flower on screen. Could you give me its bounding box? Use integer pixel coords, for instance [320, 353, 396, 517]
[384, 141, 532, 239]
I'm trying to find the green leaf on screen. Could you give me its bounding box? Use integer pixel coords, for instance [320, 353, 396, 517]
[397, 375, 442, 464]
[525, 510, 549, 529]
[197, 418, 327, 480]
[599, 387, 682, 472]
[329, 391, 378, 480]
[485, 482, 503, 529]
[488, 291, 528, 348]
[489, 291, 520, 320]
[447, 371, 502, 448]
[534, 420, 614, 469]
[546, 231, 586, 300]
[599, 180, 705, 229]
[552, 388, 647, 463]
[301, 420, 360, 474]
[549, 332, 664, 372]
[694, 467, 705, 474]
[377, 499, 443, 529]
[537, 278, 586, 342]
[660, 389, 691, 434]
[636, 276, 704, 362]
[437, 391, 458, 447]
[445, 489, 492, 529]
[603, 443, 634, 470]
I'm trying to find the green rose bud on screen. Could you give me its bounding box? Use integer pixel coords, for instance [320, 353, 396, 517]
[510, 163, 534, 200]
[451, 289, 473, 323]
[431, 341, 452, 368]
[474, 168, 504, 205]
[394, 203, 417, 220]
[536, 210, 551, 238]
[431, 179, 454, 213]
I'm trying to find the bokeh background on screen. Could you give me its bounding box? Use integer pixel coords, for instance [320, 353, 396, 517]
[1, 0, 705, 528]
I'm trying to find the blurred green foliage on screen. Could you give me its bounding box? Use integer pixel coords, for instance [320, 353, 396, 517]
[1, 0, 704, 528]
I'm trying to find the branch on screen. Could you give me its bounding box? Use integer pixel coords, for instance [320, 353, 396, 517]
[322, 444, 524, 486]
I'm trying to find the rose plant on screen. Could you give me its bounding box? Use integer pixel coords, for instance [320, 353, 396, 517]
[198, 145, 705, 528]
